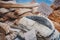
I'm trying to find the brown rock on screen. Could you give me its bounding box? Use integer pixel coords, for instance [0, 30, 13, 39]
[49, 10, 60, 23]
[5, 12, 18, 19]
[51, 4, 60, 10]
[0, 22, 10, 34]
[0, 33, 6, 40]
[51, 5, 57, 10]
[15, 8, 32, 15]
[48, 9, 60, 32]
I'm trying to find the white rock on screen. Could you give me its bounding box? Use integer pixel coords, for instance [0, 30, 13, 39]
[18, 17, 36, 30]
[6, 31, 18, 40]
[0, 8, 9, 13]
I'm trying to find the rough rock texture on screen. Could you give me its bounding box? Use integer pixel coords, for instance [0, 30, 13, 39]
[18, 16, 60, 40]
[54, 0, 60, 7]
[0, 3, 35, 40]
[49, 10, 60, 23]
[0, 8, 9, 13]
[49, 6, 60, 32]
[0, 1, 60, 40]
[0, 22, 10, 34]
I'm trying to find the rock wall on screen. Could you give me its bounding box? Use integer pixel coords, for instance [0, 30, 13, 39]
[49, 5, 60, 32]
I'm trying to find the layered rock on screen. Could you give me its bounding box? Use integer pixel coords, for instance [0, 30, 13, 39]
[49, 5, 60, 32]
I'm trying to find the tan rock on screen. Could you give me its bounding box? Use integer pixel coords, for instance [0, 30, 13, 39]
[0, 22, 10, 34]
[15, 8, 32, 15]
[0, 33, 6, 40]
[48, 8, 60, 32]
[49, 10, 60, 23]
[6, 12, 18, 19]
[6, 31, 18, 40]
[20, 12, 33, 18]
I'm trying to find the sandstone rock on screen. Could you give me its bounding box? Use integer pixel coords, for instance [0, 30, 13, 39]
[54, 0, 60, 7]
[6, 31, 18, 40]
[48, 7, 60, 32]
[0, 8, 9, 14]
[17, 17, 35, 27]
[49, 10, 60, 23]
[51, 5, 60, 10]
[0, 22, 10, 34]
[38, 2, 53, 17]
[0, 33, 6, 40]
[5, 12, 18, 19]
[15, 8, 32, 15]
[53, 21, 60, 32]
[20, 12, 33, 18]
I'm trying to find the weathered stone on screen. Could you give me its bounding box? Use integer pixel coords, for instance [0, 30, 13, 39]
[38, 3, 53, 16]
[6, 31, 18, 40]
[33, 7, 38, 14]
[0, 8, 9, 14]
[54, 0, 60, 7]
[18, 17, 35, 27]
[53, 21, 60, 32]
[0, 22, 10, 34]
[48, 5, 60, 32]
[15, 8, 32, 15]
[0, 33, 6, 40]
[49, 10, 60, 23]
[5, 12, 18, 19]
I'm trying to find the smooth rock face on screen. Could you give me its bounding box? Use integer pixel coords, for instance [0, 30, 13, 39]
[0, 1, 60, 40]
[48, 8, 60, 32]
[19, 16, 60, 40]
[19, 17, 35, 27]
[6, 31, 18, 40]
[0, 33, 6, 40]
[15, 8, 32, 15]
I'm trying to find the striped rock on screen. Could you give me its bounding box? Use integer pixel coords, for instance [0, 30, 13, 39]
[0, 22, 10, 34]
[19, 16, 60, 40]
